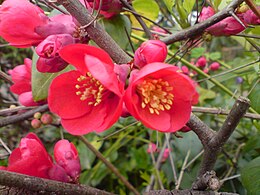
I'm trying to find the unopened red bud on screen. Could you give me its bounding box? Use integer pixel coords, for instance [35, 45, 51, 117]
[209, 62, 220, 71]
[34, 112, 42, 119]
[181, 66, 189, 74]
[31, 119, 42, 129]
[196, 56, 207, 68]
[134, 40, 167, 68]
[203, 68, 209, 73]
[40, 113, 53, 125]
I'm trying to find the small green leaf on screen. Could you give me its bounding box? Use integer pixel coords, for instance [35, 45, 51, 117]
[100, 15, 131, 50]
[163, 0, 175, 13]
[241, 157, 260, 195]
[209, 52, 221, 61]
[31, 53, 73, 101]
[213, 0, 222, 10]
[176, 0, 189, 27]
[183, 0, 195, 14]
[191, 47, 206, 58]
[248, 81, 260, 113]
[198, 86, 216, 103]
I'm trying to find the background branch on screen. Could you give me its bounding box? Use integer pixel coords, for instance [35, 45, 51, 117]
[161, 0, 245, 45]
[0, 104, 49, 127]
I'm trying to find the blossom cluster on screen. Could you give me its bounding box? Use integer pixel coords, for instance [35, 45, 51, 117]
[0, 133, 80, 183]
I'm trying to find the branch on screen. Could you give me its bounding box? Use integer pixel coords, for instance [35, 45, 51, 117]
[144, 189, 239, 195]
[0, 170, 113, 195]
[0, 104, 49, 127]
[56, 0, 131, 64]
[161, 0, 245, 45]
[192, 106, 260, 120]
[190, 96, 250, 190]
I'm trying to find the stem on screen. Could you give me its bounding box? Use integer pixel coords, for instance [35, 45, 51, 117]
[78, 136, 140, 195]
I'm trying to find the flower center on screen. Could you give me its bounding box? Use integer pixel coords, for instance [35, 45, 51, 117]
[75, 72, 104, 106]
[137, 78, 174, 115]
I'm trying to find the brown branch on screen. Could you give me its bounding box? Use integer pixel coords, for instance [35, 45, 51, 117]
[56, 0, 131, 64]
[189, 96, 250, 190]
[192, 106, 260, 120]
[144, 189, 239, 195]
[78, 136, 140, 195]
[0, 70, 13, 84]
[161, 0, 245, 45]
[0, 104, 49, 127]
[0, 170, 113, 195]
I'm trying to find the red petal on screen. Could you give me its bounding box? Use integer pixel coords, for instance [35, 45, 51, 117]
[84, 54, 122, 97]
[59, 44, 114, 74]
[48, 70, 92, 119]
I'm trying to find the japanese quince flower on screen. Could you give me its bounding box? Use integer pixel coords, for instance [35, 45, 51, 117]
[8, 58, 39, 106]
[2, 133, 53, 179]
[36, 34, 75, 73]
[124, 63, 198, 132]
[48, 44, 124, 135]
[134, 40, 167, 68]
[199, 6, 246, 36]
[0, 0, 49, 47]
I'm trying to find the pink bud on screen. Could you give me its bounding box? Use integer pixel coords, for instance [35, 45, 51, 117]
[242, 7, 260, 25]
[31, 119, 42, 129]
[161, 148, 170, 162]
[199, 7, 215, 22]
[209, 62, 220, 71]
[114, 64, 130, 84]
[134, 40, 167, 68]
[147, 143, 158, 153]
[48, 164, 69, 183]
[196, 56, 207, 68]
[181, 66, 189, 74]
[40, 113, 53, 125]
[36, 56, 68, 73]
[203, 68, 209, 74]
[54, 140, 80, 182]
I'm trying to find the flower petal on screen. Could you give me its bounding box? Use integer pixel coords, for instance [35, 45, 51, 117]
[48, 70, 92, 119]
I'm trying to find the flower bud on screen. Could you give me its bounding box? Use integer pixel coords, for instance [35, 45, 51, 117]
[242, 7, 260, 25]
[196, 56, 207, 68]
[147, 143, 158, 153]
[40, 113, 53, 125]
[31, 118, 42, 129]
[203, 68, 209, 74]
[209, 62, 220, 71]
[54, 140, 81, 183]
[34, 112, 42, 119]
[134, 40, 167, 68]
[181, 66, 189, 74]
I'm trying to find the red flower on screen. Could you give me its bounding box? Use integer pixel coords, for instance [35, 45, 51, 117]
[5, 133, 54, 179]
[1, 133, 81, 183]
[8, 58, 39, 106]
[0, 0, 49, 47]
[48, 44, 124, 135]
[124, 63, 198, 132]
[134, 40, 167, 68]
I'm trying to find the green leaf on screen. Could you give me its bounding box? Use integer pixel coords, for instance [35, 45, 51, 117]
[213, 0, 222, 10]
[100, 15, 131, 50]
[191, 47, 206, 58]
[241, 157, 260, 195]
[183, 0, 195, 14]
[31, 53, 73, 101]
[197, 86, 216, 103]
[176, 0, 189, 27]
[132, 0, 159, 23]
[209, 52, 221, 61]
[248, 81, 260, 113]
[163, 0, 175, 13]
